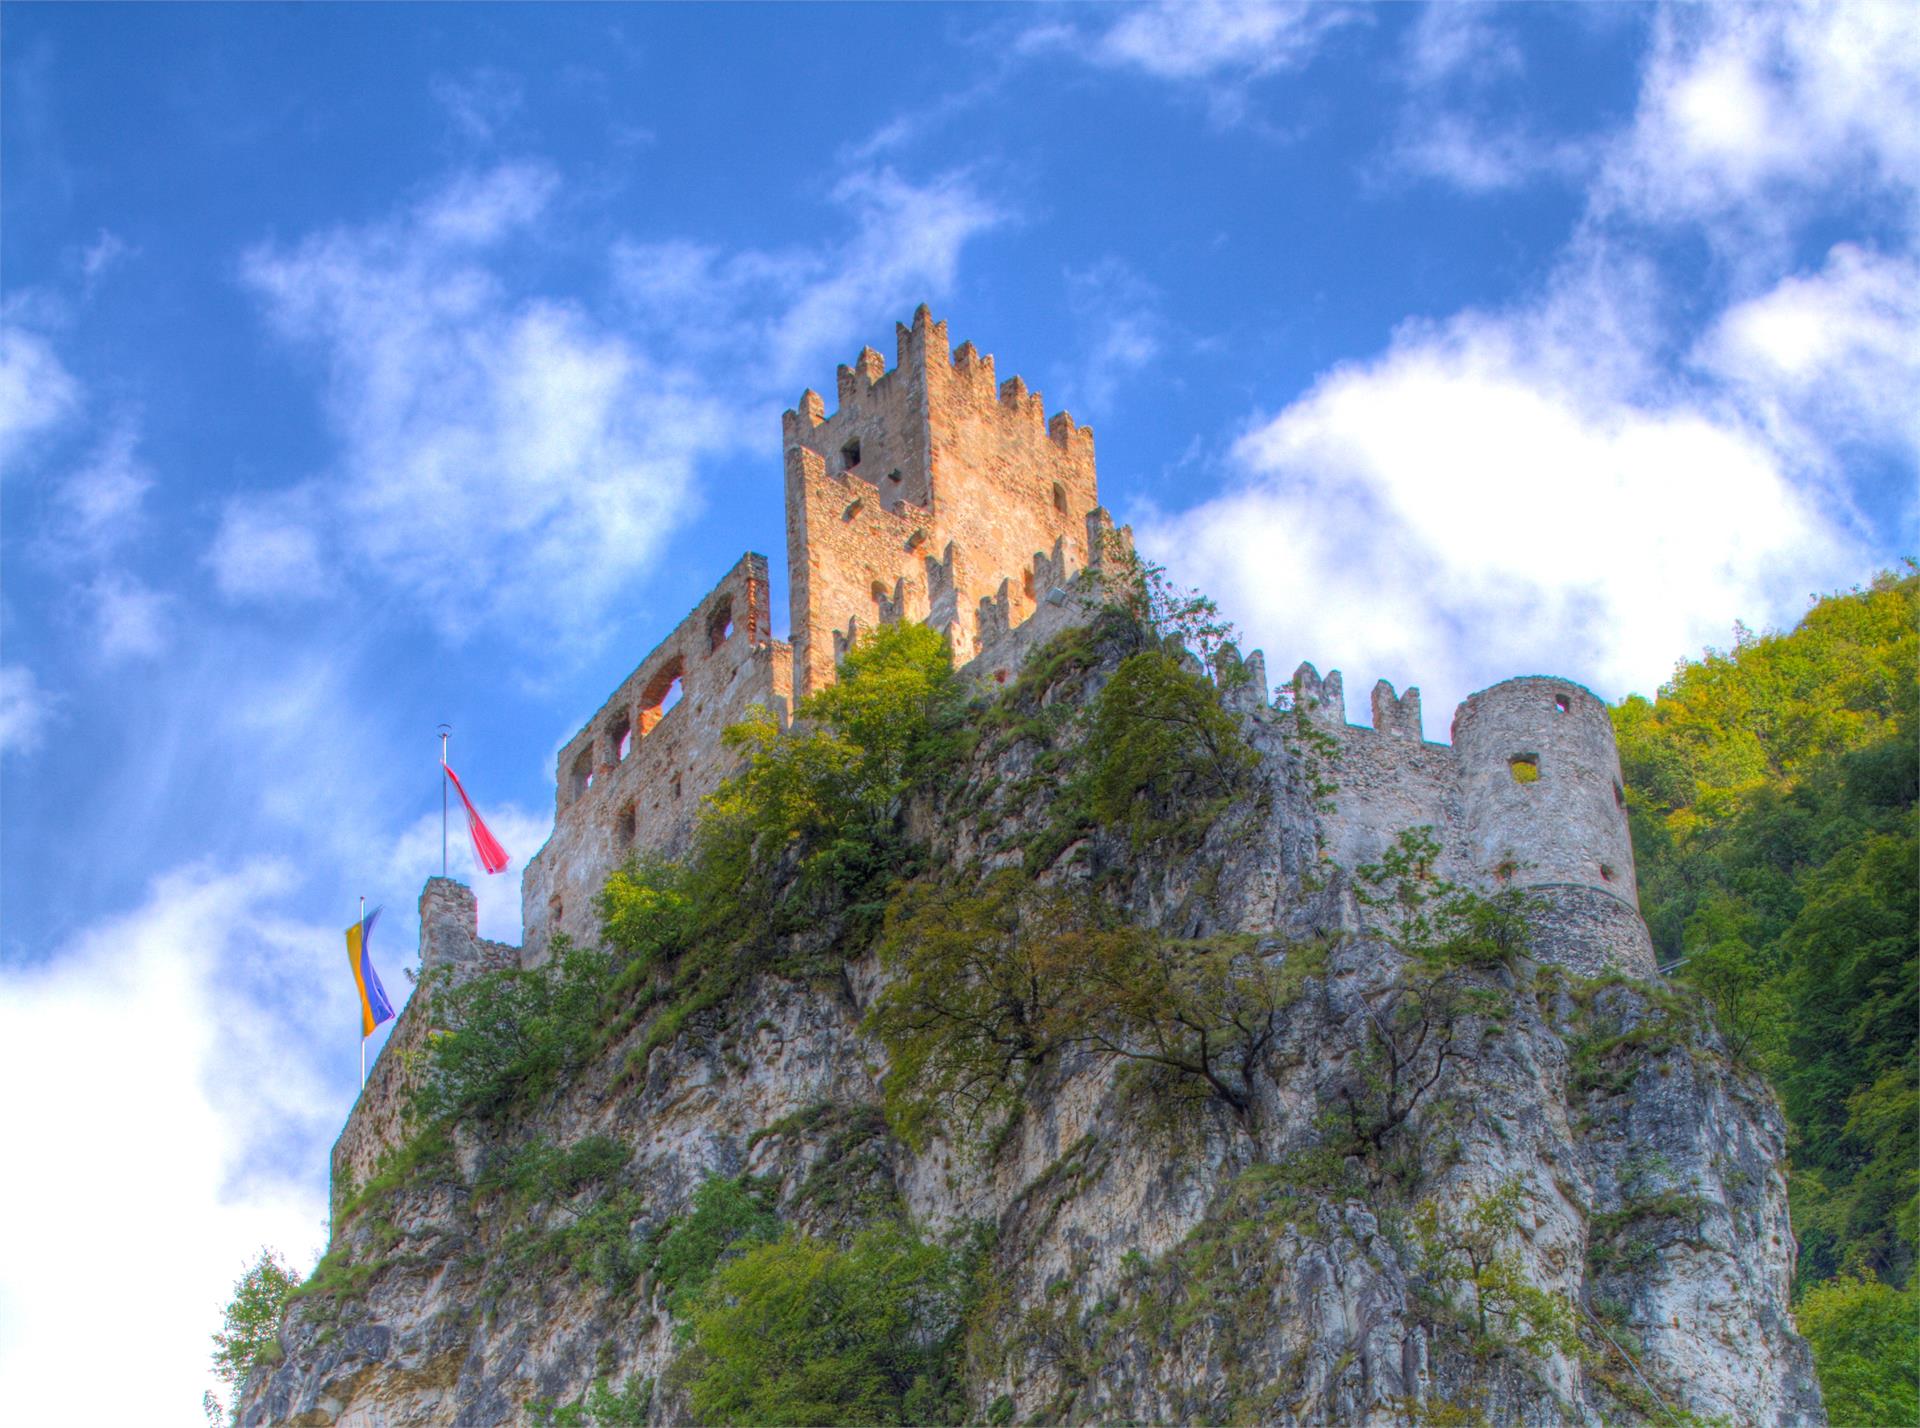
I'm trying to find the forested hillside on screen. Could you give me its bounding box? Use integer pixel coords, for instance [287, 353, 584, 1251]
[1613, 566, 1918, 1424]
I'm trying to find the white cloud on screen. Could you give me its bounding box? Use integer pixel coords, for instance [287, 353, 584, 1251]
[1598, 3, 1920, 234]
[1142, 258, 1869, 725]
[81, 229, 135, 289]
[1078, 0, 1351, 81]
[208, 489, 330, 601]
[1697, 242, 1920, 471]
[430, 66, 526, 145]
[88, 572, 171, 661]
[0, 663, 54, 756]
[0, 861, 336, 1428]
[46, 416, 152, 563]
[1391, 113, 1588, 194]
[0, 323, 82, 473]
[1062, 259, 1163, 416]
[240, 163, 725, 641]
[612, 166, 1004, 392]
[1402, 3, 1523, 89]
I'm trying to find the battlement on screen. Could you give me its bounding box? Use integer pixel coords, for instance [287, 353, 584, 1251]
[783, 304, 1101, 695]
[1284, 663, 1655, 977]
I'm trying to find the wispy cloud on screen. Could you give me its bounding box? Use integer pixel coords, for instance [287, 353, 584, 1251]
[0, 860, 336, 1426]
[0, 322, 82, 473]
[0, 664, 55, 757]
[1142, 245, 1869, 722]
[611, 165, 1005, 393]
[237, 163, 727, 643]
[1596, 3, 1920, 241]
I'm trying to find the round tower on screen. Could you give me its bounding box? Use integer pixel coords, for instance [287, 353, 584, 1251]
[1452, 677, 1656, 976]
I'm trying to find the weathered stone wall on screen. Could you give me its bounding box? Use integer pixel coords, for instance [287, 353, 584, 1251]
[522, 555, 791, 960]
[784, 305, 1100, 696]
[1290, 663, 1657, 976]
[329, 879, 518, 1220]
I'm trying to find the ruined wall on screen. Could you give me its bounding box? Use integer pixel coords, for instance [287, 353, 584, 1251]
[330, 879, 518, 1220]
[784, 306, 1101, 695]
[521, 555, 791, 960]
[1291, 664, 1657, 978]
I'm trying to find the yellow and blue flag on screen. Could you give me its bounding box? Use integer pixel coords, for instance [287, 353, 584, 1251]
[345, 906, 397, 1038]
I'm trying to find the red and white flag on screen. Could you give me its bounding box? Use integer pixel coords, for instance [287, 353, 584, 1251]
[442, 762, 510, 874]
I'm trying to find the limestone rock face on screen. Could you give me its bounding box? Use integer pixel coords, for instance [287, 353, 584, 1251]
[242, 640, 1823, 1428]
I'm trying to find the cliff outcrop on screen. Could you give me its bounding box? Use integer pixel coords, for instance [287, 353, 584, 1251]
[241, 605, 1823, 1427]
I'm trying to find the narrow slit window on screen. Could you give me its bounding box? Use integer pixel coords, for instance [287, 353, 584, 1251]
[1052, 481, 1068, 514]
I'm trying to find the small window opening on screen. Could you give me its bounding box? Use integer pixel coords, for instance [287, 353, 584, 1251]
[1614, 780, 1626, 809]
[1553, 693, 1571, 713]
[615, 803, 636, 850]
[1509, 754, 1540, 784]
[638, 658, 685, 735]
[840, 439, 861, 471]
[670, 774, 682, 800]
[609, 711, 632, 763]
[568, 747, 594, 801]
[1052, 481, 1067, 514]
[707, 599, 735, 651]
[842, 498, 864, 521]
[1022, 569, 1036, 600]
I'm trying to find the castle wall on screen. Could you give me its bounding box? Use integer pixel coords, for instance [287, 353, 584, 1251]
[521, 554, 791, 960]
[330, 879, 517, 1222]
[784, 306, 1101, 696]
[1290, 665, 1656, 977]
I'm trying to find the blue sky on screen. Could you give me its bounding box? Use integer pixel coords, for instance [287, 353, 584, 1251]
[2, 3, 1914, 1419]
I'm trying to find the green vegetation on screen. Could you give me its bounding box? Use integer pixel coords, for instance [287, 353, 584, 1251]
[531, 1373, 653, 1427]
[682, 1224, 977, 1426]
[206, 1249, 299, 1423]
[1795, 1273, 1920, 1428]
[1087, 648, 1257, 846]
[414, 936, 617, 1127]
[1612, 569, 1916, 1294]
[649, 1174, 781, 1316]
[868, 873, 1324, 1144]
[1410, 1178, 1579, 1359]
[1331, 829, 1531, 1181]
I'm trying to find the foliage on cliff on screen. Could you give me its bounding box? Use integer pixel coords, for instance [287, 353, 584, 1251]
[1612, 567, 1917, 1303]
[206, 1250, 298, 1425]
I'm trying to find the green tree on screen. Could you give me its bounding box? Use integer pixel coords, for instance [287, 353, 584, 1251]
[650, 1174, 781, 1316]
[1612, 568, 1918, 1293]
[1795, 1273, 1920, 1428]
[1087, 649, 1258, 844]
[207, 1248, 299, 1421]
[868, 875, 1323, 1143]
[684, 1225, 974, 1426]
[1411, 1178, 1579, 1359]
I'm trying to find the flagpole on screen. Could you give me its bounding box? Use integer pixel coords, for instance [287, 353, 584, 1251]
[437, 725, 452, 878]
[358, 895, 367, 1090]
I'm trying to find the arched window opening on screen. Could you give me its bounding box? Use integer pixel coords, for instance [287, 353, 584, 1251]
[707, 599, 735, 651]
[568, 747, 594, 802]
[1052, 481, 1068, 514]
[609, 711, 632, 763]
[841, 439, 862, 471]
[1509, 754, 1540, 785]
[638, 657, 685, 736]
[615, 803, 636, 850]
[1553, 693, 1571, 713]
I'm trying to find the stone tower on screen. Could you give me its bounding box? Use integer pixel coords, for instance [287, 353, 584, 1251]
[783, 304, 1101, 695]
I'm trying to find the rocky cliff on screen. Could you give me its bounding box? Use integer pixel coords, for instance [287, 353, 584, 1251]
[241, 612, 1823, 1427]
